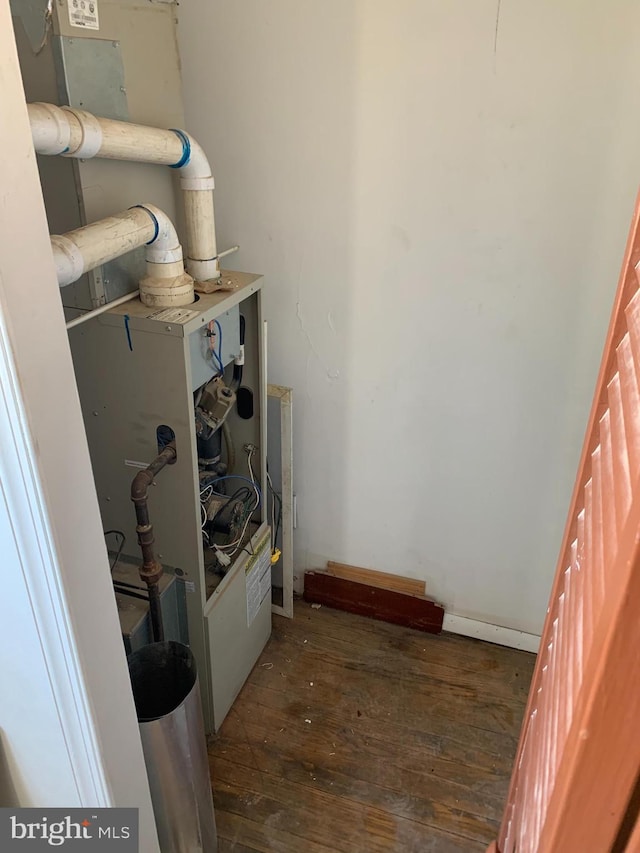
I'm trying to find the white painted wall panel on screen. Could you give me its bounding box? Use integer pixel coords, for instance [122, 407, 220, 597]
[178, 0, 640, 634]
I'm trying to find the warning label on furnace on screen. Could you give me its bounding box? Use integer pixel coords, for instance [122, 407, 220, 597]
[68, 0, 99, 29]
[146, 307, 199, 324]
[245, 532, 271, 627]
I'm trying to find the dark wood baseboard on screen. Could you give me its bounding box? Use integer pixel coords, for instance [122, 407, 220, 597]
[303, 571, 444, 634]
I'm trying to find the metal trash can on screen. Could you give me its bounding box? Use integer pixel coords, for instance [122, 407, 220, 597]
[128, 641, 217, 852]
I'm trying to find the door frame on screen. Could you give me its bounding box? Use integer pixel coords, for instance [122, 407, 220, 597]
[1, 6, 159, 847]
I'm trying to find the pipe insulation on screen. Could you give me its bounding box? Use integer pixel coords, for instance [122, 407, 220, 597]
[51, 204, 194, 307]
[28, 102, 220, 283]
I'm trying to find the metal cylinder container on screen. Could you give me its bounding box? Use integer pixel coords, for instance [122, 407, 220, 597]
[128, 641, 217, 852]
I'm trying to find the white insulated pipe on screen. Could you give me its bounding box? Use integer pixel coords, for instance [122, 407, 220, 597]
[28, 102, 220, 283]
[52, 207, 154, 286]
[51, 204, 194, 307]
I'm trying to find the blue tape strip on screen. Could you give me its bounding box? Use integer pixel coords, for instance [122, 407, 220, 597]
[124, 315, 133, 351]
[129, 205, 159, 245]
[169, 129, 191, 169]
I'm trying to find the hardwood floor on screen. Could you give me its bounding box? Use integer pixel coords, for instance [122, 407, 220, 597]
[208, 600, 535, 852]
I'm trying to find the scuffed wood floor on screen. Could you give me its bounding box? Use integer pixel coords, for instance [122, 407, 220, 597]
[209, 600, 535, 852]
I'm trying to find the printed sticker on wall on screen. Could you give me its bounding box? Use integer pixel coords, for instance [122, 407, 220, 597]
[68, 0, 100, 30]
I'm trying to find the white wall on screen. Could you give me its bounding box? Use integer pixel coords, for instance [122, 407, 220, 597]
[178, 0, 640, 635]
[1, 5, 159, 848]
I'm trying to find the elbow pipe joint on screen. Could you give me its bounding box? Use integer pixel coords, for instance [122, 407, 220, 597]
[51, 205, 194, 306]
[131, 203, 184, 264]
[134, 205, 195, 305]
[131, 468, 156, 504]
[130, 442, 177, 503]
[130, 441, 176, 615]
[170, 130, 215, 190]
[30, 102, 219, 285]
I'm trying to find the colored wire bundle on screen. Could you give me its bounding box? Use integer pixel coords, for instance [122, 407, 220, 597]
[210, 447, 261, 557]
[207, 319, 224, 375]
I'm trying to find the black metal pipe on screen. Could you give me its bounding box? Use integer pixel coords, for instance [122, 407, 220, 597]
[147, 583, 165, 643]
[197, 424, 223, 472]
[130, 441, 176, 642]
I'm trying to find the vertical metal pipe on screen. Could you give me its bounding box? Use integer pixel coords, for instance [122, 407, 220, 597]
[148, 584, 165, 643]
[130, 441, 177, 643]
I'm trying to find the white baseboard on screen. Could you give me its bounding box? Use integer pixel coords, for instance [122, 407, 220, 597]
[443, 614, 540, 653]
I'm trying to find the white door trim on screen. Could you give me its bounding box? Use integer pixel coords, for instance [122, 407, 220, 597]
[0, 5, 157, 844]
[0, 297, 112, 805]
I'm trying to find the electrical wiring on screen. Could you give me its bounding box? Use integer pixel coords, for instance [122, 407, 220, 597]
[267, 470, 276, 548]
[202, 446, 262, 563]
[214, 507, 254, 551]
[104, 529, 126, 571]
[247, 445, 256, 492]
[200, 476, 257, 563]
[214, 505, 254, 554]
[273, 489, 283, 545]
[207, 486, 251, 532]
[213, 447, 261, 555]
[214, 319, 223, 368]
[200, 483, 213, 502]
[240, 540, 256, 558]
[245, 445, 260, 516]
[205, 487, 250, 503]
[208, 474, 261, 507]
[266, 469, 283, 552]
[200, 483, 214, 538]
[211, 350, 224, 375]
[207, 319, 224, 375]
[112, 578, 145, 591]
[200, 483, 250, 534]
[112, 583, 149, 603]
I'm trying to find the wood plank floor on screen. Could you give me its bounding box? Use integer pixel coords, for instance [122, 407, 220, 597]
[208, 600, 535, 852]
